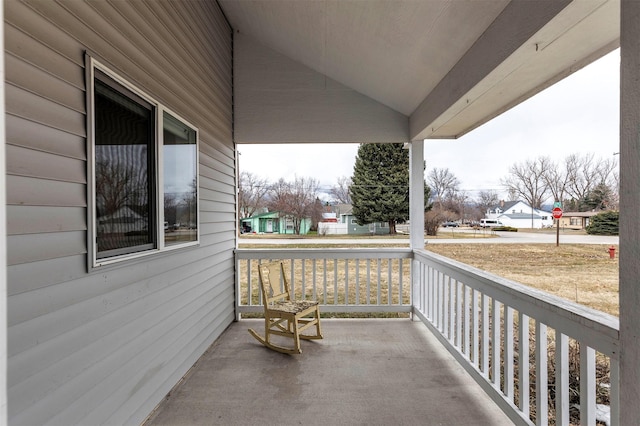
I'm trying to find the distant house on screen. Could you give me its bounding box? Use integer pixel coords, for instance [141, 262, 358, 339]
[317, 205, 347, 235]
[241, 211, 312, 234]
[317, 204, 393, 235]
[558, 211, 600, 230]
[321, 212, 338, 222]
[345, 217, 391, 235]
[485, 200, 554, 229]
[334, 204, 392, 235]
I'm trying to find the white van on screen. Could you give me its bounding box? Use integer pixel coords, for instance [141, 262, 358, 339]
[480, 219, 504, 228]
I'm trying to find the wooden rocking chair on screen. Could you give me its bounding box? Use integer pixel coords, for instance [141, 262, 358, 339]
[248, 262, 323, 354]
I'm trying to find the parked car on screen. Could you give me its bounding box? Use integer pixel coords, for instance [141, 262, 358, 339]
[442, 221, 459, 228]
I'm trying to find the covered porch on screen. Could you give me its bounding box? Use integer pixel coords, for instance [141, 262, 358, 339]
[145, 248, 618, 425]
[219, 1, 628, 423]
[145, 318, 513, 425]
[2, 1, 636, 424]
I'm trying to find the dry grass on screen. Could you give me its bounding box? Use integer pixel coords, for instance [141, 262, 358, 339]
[425, 243, 619, 316]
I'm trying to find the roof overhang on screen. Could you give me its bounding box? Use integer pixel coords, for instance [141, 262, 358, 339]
[219, 0, 619, 143]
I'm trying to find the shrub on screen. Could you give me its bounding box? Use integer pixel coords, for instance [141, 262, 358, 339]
[424, 207, 457, 236]
[586, 211, 619, 235]
[493, 226, 518, 232]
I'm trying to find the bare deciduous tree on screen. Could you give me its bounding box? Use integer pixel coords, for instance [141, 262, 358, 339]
[95, 158, 148, 217]
[565, 153, 599, 206]
[542, 158, 570, 204]
[238, 171, 270, 219]
[441, 190, 469, 218]
[609, 169, 620, 210]
[501, 156, 551, 210]
[268, 176, 322, 234]
[596, 157, 618, 188]
[329, 176, 352, 204]
[267, 177, 291, 213]
[180, 177, 198, 226]
[502, 153, 619, 213]
[164, 193, 178, 225]
[475, 190, 501, 216]
[564, 153, 619, 211]
[427, 168, 460, 208]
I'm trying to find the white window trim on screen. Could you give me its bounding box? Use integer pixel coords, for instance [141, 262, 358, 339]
[86, 55, 200, 268]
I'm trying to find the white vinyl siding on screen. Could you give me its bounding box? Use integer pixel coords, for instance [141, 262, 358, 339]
[6, 1, 234, 425]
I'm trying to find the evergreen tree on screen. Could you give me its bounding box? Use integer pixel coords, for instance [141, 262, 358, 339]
[349, 143, 430, 234]
[586, 210, 619, 235]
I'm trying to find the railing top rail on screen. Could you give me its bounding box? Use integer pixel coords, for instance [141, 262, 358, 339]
[235, 247, 413, 260]
[414, 248, 619, 357]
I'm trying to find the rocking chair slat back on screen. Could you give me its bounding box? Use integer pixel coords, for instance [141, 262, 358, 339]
[260, 262, 290, 304]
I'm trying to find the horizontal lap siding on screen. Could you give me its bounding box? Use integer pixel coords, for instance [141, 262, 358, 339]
[6, 1, 234, 425]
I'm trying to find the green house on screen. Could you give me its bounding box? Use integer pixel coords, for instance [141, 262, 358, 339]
[344, 215, 390, 235]
[334, 204, 391, 235]
[241, 211, 312, 235]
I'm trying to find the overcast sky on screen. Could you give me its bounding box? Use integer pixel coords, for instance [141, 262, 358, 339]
[238, 49, 620, 200]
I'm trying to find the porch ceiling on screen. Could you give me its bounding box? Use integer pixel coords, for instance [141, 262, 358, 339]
[219, 0, 619, 141]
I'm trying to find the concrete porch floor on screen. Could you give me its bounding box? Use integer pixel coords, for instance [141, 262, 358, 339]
[145, 319, 514, 425]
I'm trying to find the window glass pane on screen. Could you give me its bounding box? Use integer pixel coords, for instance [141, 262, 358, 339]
[163, 111, 198, 245]
[95, 77, 155, 258]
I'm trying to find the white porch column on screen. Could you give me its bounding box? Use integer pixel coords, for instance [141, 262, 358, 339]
[620, 1, 640, 423]
[409, 140, 425, 250]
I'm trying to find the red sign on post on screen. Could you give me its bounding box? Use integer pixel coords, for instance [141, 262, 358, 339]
[552, 207, 563, 219]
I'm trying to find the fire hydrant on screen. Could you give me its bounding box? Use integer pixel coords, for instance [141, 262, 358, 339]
[608, 246, 616, 259]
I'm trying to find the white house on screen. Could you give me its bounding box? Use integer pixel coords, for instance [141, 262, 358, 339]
[485, 201, 554, 229]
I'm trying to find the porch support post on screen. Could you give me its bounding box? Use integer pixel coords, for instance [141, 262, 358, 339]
[620, 1, 640, 423]
[409, 140, 425, 250]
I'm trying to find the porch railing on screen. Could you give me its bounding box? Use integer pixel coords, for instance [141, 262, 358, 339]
[235, 248, 620, 426]
[235, 248, 413, 315]
[413, 249, 619, 426]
